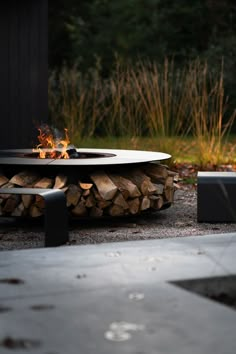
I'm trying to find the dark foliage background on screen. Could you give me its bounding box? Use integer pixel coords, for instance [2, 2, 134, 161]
[49, 0, 236, 125]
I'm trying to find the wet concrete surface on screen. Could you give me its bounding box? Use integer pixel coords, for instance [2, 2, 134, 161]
[0, 233, 236, 354]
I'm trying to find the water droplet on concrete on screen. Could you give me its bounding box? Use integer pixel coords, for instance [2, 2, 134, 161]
[128, 293, 144, 301]
[106, 251, 121, 257]
[104, 321, 145, 342]
[110, 322, 145, 332]
[76, 274, 87, 279]
[143, 256, 156, 262]
[143, 255, 168, 263]
[104, 330, 131, 342]
[147, 266, 157, 272]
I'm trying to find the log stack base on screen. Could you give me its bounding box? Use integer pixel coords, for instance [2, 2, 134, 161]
[0, 163, 177, 218]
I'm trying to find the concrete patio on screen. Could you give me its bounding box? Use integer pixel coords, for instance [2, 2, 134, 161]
[0, 232, 236, 353]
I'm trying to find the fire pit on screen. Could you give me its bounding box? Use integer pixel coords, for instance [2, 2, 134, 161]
[0, 147, 175, 219]
[0, 148, 170, 166]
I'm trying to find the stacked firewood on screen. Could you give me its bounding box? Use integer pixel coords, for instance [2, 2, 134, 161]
[0, 163, 177, 218]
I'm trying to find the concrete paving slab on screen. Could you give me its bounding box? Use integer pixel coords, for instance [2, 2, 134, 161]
[0, 233, 236, 353]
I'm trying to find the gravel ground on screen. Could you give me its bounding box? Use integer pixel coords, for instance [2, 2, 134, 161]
[0, 186, 235, 251]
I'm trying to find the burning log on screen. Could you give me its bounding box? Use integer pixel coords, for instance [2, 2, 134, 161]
[0, 163, 176, 218]
[66, 147, 80, 158]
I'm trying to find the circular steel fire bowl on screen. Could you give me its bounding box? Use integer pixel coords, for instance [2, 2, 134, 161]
[0, 148, 171, 166]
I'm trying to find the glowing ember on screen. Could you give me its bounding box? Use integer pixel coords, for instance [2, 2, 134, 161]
[33, 127, 70, 159]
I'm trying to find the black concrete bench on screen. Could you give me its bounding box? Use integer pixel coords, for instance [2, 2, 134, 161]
[0, 188, 69, 247]
[197, 171, 236, 222]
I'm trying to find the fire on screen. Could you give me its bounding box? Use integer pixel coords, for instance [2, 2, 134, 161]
[33, 127, 70, 159]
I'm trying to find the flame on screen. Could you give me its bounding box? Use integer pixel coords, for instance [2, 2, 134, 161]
[33, 127, 70, 159]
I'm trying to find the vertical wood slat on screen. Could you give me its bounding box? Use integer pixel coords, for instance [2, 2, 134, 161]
[9, 1, 19, 146]
[0, 0, 48, 149]
[30, 0, 40, 143]
[39, 0, 48, 125]
[18, 0, 30, 147]
[0, 3, 10, 144]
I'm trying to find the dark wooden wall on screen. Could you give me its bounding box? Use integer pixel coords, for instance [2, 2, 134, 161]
[0, 0, 48, 148]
